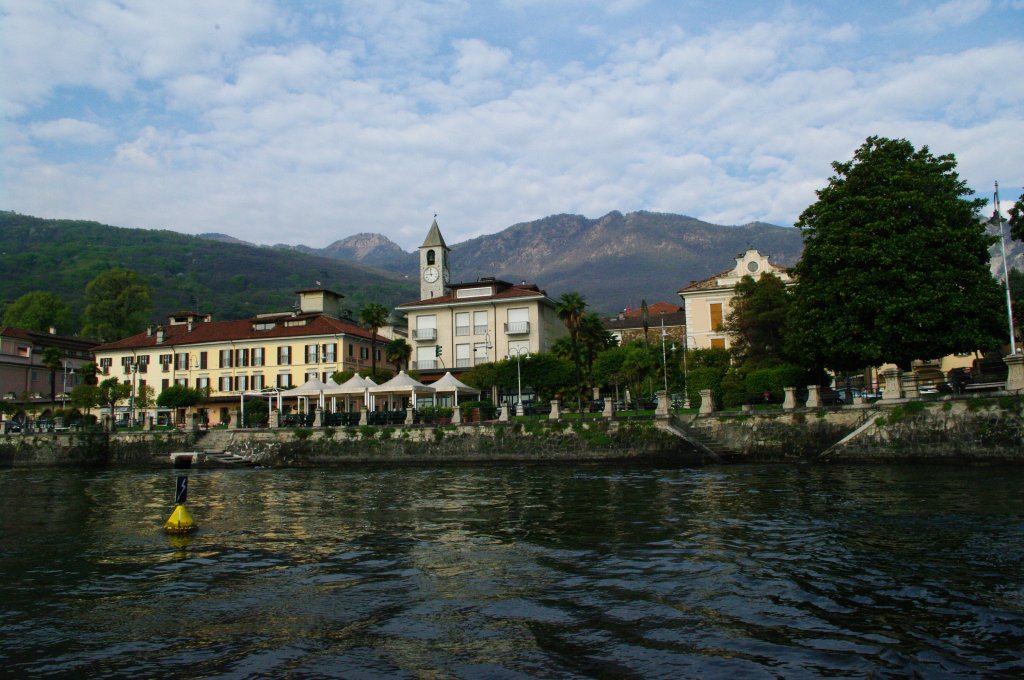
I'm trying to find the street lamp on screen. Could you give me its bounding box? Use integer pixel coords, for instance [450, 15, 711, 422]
[61, 361, 74, 409]
[508, 346, 530, 416]
[660, 315, 669, 398]
[682, 336, 692, 409]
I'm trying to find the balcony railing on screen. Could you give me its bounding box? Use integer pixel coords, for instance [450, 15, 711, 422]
[413, 328, 437, 341]
[455, 326, 470, 336]
[455, 358, 473, 368]
[412, 359, 438, 370]
[473, 325, 488, 335]
[505, 321, 530, 335]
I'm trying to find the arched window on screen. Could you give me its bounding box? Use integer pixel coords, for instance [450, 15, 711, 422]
[426, 250, 435, 265]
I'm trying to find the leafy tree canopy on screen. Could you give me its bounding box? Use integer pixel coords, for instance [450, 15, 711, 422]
[82, 268, 153, 342]
[2, 291, 73, 334]
[788, 136, 1005, 371]
[156, 384, 205, 409]
[1008, 192, 1024, 243]
[725, 273, 792, 368]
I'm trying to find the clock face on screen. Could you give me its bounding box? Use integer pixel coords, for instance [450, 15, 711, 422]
[423, 266, 439, 282]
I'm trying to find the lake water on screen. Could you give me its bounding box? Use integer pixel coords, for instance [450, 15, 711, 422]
[1, 464, 1022, 678]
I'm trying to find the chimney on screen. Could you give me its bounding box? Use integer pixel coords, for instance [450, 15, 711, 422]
[187, 320, 193, 332]
[48, 326, 57, 335]
[147, 325, 154, 337]
[156, 326, 166, 344]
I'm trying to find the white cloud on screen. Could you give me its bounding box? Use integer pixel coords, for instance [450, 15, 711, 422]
[29, 118, 112, 144]
[898, 0, 991, 34]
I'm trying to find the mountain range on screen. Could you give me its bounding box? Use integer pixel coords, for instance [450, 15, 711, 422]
[265, 211, 806, 313]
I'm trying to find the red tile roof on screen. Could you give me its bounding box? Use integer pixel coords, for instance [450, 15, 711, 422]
[93, 314, 384, 352]
[397, 280, 550, 308]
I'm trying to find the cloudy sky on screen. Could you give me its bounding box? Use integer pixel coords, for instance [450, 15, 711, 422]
[2, 0, 1022, 251]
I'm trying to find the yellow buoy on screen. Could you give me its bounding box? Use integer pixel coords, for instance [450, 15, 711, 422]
[164, 504, 196, 533]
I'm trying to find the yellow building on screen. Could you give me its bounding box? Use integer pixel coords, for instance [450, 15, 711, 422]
[396, 219, 567, 377]
[677, 249, 793, 351]
[91, 289, 384, 425]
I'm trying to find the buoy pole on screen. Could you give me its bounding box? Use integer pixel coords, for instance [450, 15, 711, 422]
[164, 453, 196, 533]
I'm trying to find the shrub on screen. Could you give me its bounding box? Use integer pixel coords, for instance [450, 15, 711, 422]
[293, 428, 312, 441]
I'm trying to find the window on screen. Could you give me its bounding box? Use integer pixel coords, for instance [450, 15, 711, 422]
[198, 352, 207, 369]
[456, 286, 491, 299]
[176, 378, 188, 387]
[322, 343, 336, 362]
[426, 249, 435, 265]
[348, 343, 354, 357]
[305, 344, 319, 363]
[506, 307, 529, 334]
[474, 311, 488, 335]
[277, 373, 292, 388]
[709, 303, 724, 331]
[235, 348, 249, 367]
[278, 346, 291, 365]
[162, 379, 169, 390]
[456, 343, 471, 368]
[219, 349, 233, 368]
[251, 374, 264, 390]
[375, 349, 381, 362]
[711, 338, 726, 349]
[455, 312, 470, 336]
[360, 346, 369, 360]
[252, 348, 264, 367]
[219, 376, 232, 391]
[196, 377, 209, 391]
[474, 342, 489, 364]
[253, 322, 274, 331]
[175, 353, 189, 370]
[414, 315, 437, 341]
[415, 346, 436, 370]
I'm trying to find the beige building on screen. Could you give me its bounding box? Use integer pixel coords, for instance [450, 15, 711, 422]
[396, 219, 567, 377]
[677, 249, 793, 351]
[91, 289, 385, 425]
[0, 326, 96, 409]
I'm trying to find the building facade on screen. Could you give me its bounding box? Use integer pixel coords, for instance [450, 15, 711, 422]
[0, 326, 96, 409]
[91, 289, 385, 425]
[397, 220, 567, 378]
[603, 302, 686, 347]
[677, 249, 793, 351]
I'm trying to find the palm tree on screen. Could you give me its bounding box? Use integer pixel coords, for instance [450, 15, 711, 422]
[359, 303, 391, 378]
[555, 292, 587, 413]
[385, 337, 412, 373]
[41, 347, 63, 405]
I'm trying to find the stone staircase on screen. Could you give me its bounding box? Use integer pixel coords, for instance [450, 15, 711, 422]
[194, 429, 254, 466]
[663, 416, 744, 462]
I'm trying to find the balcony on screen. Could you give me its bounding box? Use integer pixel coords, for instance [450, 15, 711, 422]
[505, 321, 530, 335]
[412, 359, 438, 370]
[455, 326, 470, 337]
[473, 325, 488, 335]
[455, 358, 473, 368]
[413, 328, 437, 341]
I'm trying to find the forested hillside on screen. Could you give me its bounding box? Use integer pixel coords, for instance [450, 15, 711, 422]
[0, 212, 417, 331]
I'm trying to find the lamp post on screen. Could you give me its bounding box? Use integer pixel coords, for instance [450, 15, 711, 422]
[682, 336, 692, 409]
[508, 346, 529, 416]
[61, 361, 74, 409]
[660, 315, 669, 397]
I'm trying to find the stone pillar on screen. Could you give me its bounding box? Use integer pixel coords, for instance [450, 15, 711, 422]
[655, 389, 670, 419]
[358, 406, 368, 426]
[901, 371, 919, 399]
[1004, 353, 1024, 392]
[498, 404, 510, 422]
[602, 398, 615, 419]
[783, 386, 797, 410]
[102, 414, 112, 431]
[186, 413, 198, 431]
[806, 385, 822, 408]
[451, 406, 462, 424]
[405, 404, 415, 425]
[699, 389, 715, 415]
[231, 409, 242, 429]
[269, 410, 280, 428]
[144, 416, 154, 431]
[549, 400, 561, 420]
[881, 369, 902, 401]
[313, 407, 323, 427]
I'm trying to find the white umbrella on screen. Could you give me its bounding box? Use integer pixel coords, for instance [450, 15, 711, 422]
[430, 371, 478, 407]
[369, 371, 433, 411]
[281, 376, 329, 411]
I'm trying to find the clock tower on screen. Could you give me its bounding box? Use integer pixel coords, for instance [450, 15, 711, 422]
[419, 216, 451, 300]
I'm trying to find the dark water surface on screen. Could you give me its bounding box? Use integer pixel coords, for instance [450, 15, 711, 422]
[1, 464, 1022, 678]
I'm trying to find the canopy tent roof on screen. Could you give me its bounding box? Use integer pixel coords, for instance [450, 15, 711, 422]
[281, 376, 329, 397]
[369, 371, 434, 394]
[431, 372, 478, 395]
[325, 374, 378, 395]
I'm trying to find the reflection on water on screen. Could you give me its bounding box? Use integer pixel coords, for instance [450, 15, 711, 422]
[1, 465, 1022, 677]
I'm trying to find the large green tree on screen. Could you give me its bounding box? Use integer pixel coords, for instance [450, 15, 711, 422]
[725, 273, 792, 368]
[788, 136, 1005, 372]
[385, 337, 412, 372]
[2, 291, 73, 334]
[1008, 192, 1024, 242]
[359, 303, 390, 377]
[81, 268, 153, 342]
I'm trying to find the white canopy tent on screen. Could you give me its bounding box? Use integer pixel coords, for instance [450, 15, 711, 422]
[368, 371, 434, 411]
[281, 376, 329, 412]
[323, 374, 377, 413]
[430, 372, 479, 406]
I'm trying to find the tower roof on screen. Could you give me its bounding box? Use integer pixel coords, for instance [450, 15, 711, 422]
[421, 218, 448, 249]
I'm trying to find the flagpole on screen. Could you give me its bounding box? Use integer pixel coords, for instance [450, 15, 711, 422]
[995, 181, 1017, 354]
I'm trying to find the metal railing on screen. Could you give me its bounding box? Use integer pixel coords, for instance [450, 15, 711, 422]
[413, 328, 437, 341]
[505, 321, 530, 334]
